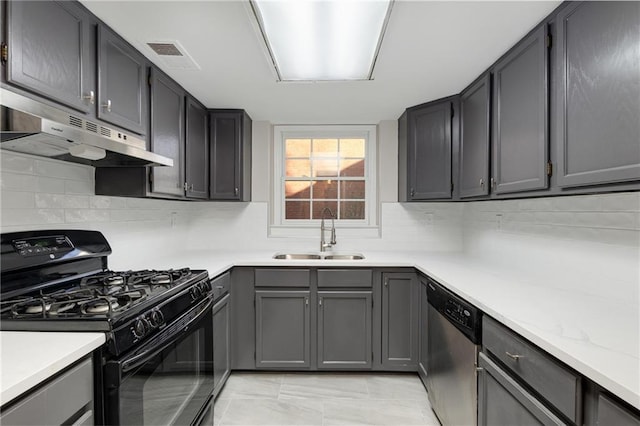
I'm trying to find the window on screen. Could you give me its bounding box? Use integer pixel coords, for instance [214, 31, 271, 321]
[272, 125, 378, 237]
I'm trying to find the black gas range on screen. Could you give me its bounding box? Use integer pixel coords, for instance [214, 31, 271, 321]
[1, 230, 215, 425]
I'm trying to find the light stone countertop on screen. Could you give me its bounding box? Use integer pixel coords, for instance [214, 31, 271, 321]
[2, 249, 637, 411]
[0, 331, 105, 407]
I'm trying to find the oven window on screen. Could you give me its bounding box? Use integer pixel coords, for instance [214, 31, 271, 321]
[117, 313, 214, 425]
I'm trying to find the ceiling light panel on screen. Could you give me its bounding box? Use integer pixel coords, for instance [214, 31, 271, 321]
[252, 0, 393, 81]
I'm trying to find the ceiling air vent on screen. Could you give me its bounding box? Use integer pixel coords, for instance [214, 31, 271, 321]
[145, 40, 200, 70]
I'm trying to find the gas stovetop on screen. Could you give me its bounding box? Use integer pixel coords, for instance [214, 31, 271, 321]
[0, 230, 212, 356]
[0, 268, 198, 320]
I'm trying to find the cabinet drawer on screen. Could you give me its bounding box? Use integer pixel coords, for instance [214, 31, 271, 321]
[317, 269, 372, 288]
[483, 316, 581, 423]
[1, 357, 93, 425]
[255, 269, 310, 287]
[597, 393, 640, 426]
[211, 271, 231, 300]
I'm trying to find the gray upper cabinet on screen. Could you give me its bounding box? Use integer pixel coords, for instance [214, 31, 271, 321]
[6, 1, 95, 113]
[209, 110, 252, 201]
[459, 73, 491, 198]
[97, 25, 148, 135]
[399, 99, 453, 201]
[255, 290, 310, 368]
[149, 67, 185, 197]
[317, 291, 372, 369]
[381, 272, 419, 369]
[492, 25, 549, 194]
[185, 96, 209, 199]
[554, 1, 640, 188]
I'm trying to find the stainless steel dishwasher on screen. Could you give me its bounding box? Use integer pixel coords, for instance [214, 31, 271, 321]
[426, 278, 482, 426]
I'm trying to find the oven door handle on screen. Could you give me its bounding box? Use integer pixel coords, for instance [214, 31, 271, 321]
[121, 296, 214, 373]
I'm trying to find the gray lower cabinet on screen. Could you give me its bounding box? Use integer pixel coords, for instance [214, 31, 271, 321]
[381, 272, 419, 368]
[317, 291, 372, 369]
[459, 73, 491, 198]
[0, 356, 94, 426]
[185, 96, 209, 199]
[417, 276, 428, 382]
[478, 352, 564, 426]
[398, 98, 455, 201]
[209, 110, 252, 201]
[554, 1, 640, 187]
[212, 294, 230, 398]
[5, 0, 95, 113]
[595, 394, 640, 426]
[255, 290, 310, 368]
[97, 24, 148, 135]
[492, 24, 549, 194]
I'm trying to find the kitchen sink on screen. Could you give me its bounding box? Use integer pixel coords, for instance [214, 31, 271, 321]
[273, 253, 322, 260]
[272, 253, 364, 260]
[323, 254, 365, 260]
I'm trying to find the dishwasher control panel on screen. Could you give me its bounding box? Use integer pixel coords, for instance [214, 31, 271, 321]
[427, 278, 482, 344]
[444, 299, 474, 329]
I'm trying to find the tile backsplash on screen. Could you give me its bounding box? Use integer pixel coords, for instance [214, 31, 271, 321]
[1, 151, 638, 273]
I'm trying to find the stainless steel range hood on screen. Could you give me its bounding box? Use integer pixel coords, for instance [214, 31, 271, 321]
[0, 88, 173, 167]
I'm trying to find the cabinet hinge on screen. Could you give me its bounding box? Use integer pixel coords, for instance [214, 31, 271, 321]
[546, 162, 553, 177]
[546, 34, 552, 49]
[1, 43, 8, 65]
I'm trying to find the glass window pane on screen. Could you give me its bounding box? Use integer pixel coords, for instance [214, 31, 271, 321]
[312, 201, 338, 220]
[340, 180, 365, 199]
[286, 201, 310, 219]
[313, 159, 338, 177]
[286, 159, 311, 177]
[312, 139, 338, 156]
[285, 139, 311, 158]
[340, 138, 365, 157]
[340, 201, 365, 220]
[340, 159, 365, 177]
[285, 181, 311, 199]
[313, 180, 337, 199]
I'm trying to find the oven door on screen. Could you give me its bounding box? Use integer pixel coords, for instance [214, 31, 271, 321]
[104, 296, 214, 426]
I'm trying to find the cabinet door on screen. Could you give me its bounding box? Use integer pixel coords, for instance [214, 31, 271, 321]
[185, 97, 209, 199]
[381, 272, 419, 368]
[555, 2, 640, 187]
[317, 291, 372, 369]
[97, 25, 147, 135]
[460, 74, 491, 198]
[407, 101, 452, 200]
[478, 352, 564, 426]
[596, 394, 640, 426]
[7, 1, 95, 113]
[210, 111, 251, 201]
[212, 294, 230, 398]
[149, 68, 184, 197]
[255, 291, 310, 368]
[492, 25, 549, 194]
[418, 278, 428, 381]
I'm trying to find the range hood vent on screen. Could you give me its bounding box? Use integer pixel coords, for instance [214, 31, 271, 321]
[0, 88, 173, 167]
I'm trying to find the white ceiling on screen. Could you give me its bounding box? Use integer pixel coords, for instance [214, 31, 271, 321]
[80, 0, 562, 124]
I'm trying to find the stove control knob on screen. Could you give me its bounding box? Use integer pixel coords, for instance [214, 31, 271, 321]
[149, 310, 165, 327]
[190, 286, 202, 300]
[132, 318, 149, 339]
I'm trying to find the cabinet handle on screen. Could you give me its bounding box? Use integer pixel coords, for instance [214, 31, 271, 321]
[102, 99, 112, 112]
[479, 178, 485, 189]
[505, 351, 524, 361]
[305, 298, 309, 306]
[190, 184, 194, 191]
[83, 90, 95, 105]
[410, 188, 415, 197]
[319, 298, 323, 307]
[490, 178, 496, 190]
[384, 279, 388, 287]
[234, 187, 239, 196]
[183, 182, 189, 191]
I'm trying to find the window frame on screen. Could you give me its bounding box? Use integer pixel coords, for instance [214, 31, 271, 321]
[271, 124, 378, 238]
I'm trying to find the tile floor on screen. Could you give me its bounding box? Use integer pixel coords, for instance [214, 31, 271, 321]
[214, 372, 441, 426]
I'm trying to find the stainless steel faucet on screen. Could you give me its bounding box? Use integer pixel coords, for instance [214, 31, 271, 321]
[320, 207, 337, 252]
